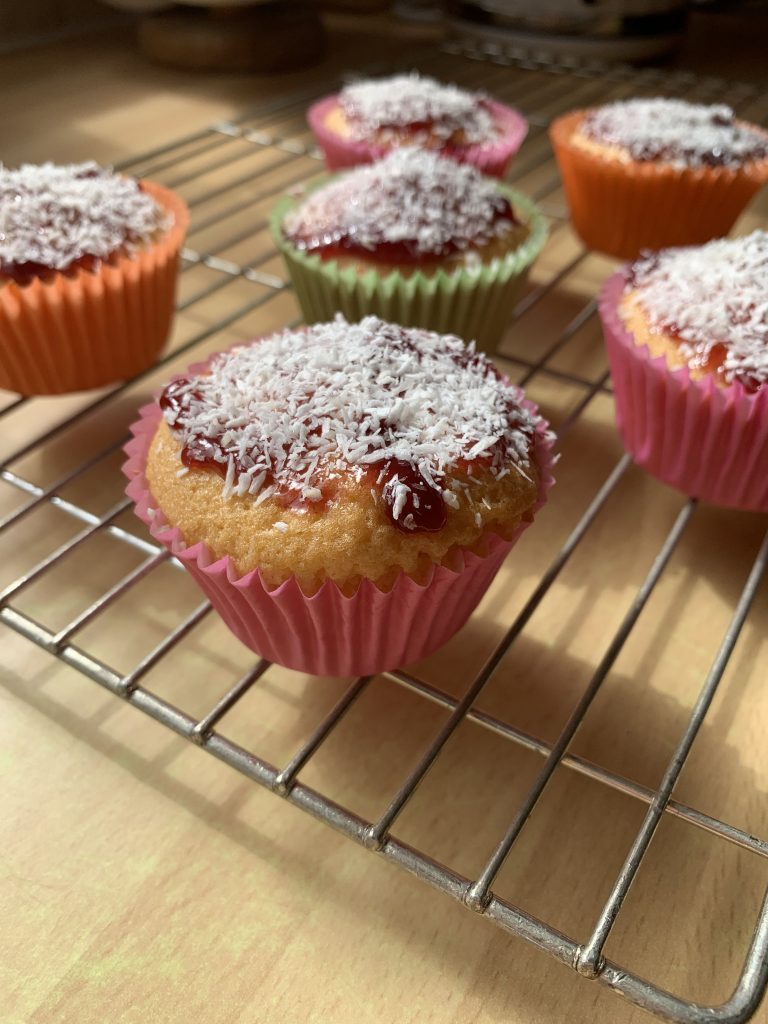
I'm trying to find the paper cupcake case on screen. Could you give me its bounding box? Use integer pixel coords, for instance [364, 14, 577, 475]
[599, 270, 768, 512]
[123, 393, 555, 678]
[271, 184, 548, 355]
[0, 181, 189, 396]
[550, 111, 768, 261]
[307, 96, 528, 178]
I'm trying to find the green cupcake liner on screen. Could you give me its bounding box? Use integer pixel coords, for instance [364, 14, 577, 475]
[270, 181, 548, 354]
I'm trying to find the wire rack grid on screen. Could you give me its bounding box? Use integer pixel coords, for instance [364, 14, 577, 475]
[1, 46, 767, 1024]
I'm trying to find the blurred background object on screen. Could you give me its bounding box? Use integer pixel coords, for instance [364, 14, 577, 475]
[444, 0, 690, 63]
[316, 0, 391, 11]
[135, 2, 326, 71]
[2, 0, 767, 76]
[0, 0, 127, 53]
[1, 0, 326, 72]
[100, 0, 168, 10]
[392, 0, 443, 20]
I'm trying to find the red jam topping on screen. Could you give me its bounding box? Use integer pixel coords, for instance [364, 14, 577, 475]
[159, 317, 539, 534]
[0, 162, 166, 283]
[338, 74, 496, 146]
[283, 147, 519, 266]
[582, 99, 768, 169]
[381, 458, 447, 533]
[301, 199, 516, 267]
[163, 378, 449, 531]
[627, 232, 768, 392]
[1, 253, 103, 286]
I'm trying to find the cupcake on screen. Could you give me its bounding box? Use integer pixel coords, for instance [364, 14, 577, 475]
[308, 72, 528, 177]
[550, 98, 768, 260]
[599, 230, 768, 511]
[271, 147, 548, 354]
[123, 315, 555, 676]
[0, 161, 188, 396]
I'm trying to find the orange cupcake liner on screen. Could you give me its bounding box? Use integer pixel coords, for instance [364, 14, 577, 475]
[0, 180, 189, 396]
[549, 110, 768, 261]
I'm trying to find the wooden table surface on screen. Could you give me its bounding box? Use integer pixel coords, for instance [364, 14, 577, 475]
[1, 19, 767, 1024]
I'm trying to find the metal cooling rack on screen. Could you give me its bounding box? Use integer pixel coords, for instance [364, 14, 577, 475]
[2, 46, 767, 1024]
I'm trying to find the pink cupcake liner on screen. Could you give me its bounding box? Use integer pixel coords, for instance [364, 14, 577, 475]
[307, 95, 528, 178]
[599, 270, 768, 511]
[122, 373, 555, 678]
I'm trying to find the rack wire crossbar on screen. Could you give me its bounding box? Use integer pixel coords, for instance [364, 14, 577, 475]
[1, 46, 767, 1024]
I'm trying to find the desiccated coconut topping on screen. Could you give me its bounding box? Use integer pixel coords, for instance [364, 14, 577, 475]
[339, 73, 496, 145]
[283, 147, 517, 260]
[160, 316, 541, 532]
[0, 161, 169, 276]
[581, 98, 768, 168]
[628, 230, 768, 390]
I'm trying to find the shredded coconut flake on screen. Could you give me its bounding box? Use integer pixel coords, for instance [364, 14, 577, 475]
[339, 73, 496, 145]
[628, 230, 768, 389]
[0, 161, 169, 272]
[284, 148, 515, 258]
[581, 98, 768, 169]
[163, 315, 540, 509]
